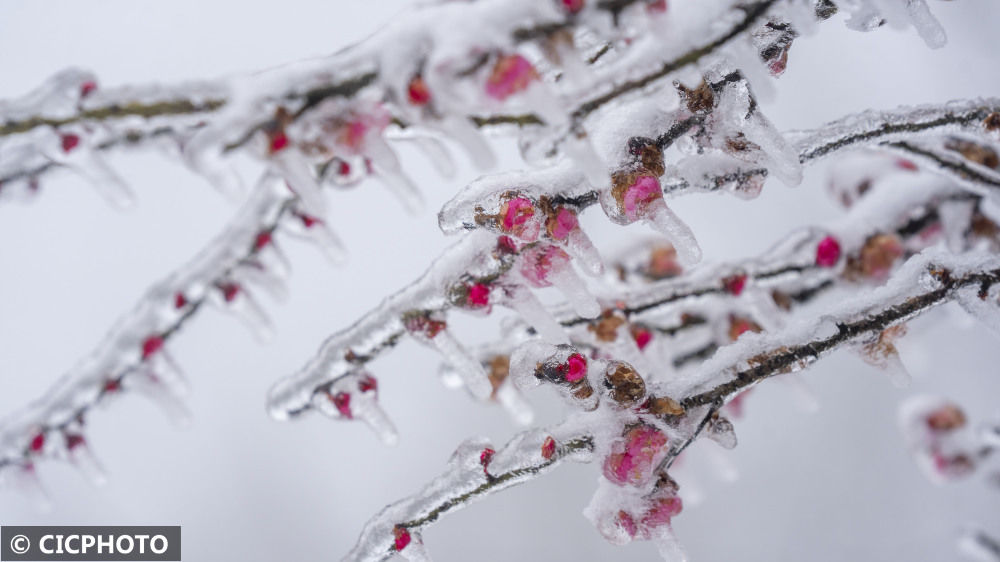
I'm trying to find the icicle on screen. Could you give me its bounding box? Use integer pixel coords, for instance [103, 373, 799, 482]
[704, 446, 739, 483]
[312, 379, 399, 446]
[645, 200, 702, 266]
[271, 147, 327, 217]
[495, 383, 534, 425]
[955, 285, 1000, 339]
[366, 135, 424, 214]
[65, 435, 108, 486]
[564, 130, 611, 188]
[182, 128, 244, 198]
[409, 135, 456, 179]
[904, 0, 947, 49]
[435, 115, 496, 170]
[284, 210, 347, 264]
[651, 527, 689, 562]
[502, 284, 569, 344]
[64, 143, 135, 208]
[565, 228, 605, 276]
[214, 284, 275, 342]
[778, 377, 820, 413]
[141, 351, 190, 399]
[421, 328, 492, 400]
[129, 370, 192, 426]
[10, 464, 52, 512]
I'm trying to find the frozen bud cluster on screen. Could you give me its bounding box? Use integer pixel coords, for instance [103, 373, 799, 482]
[4, 0, 1000, 561]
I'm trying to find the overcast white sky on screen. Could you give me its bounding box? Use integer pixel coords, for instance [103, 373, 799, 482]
[1, 2, 998, 561]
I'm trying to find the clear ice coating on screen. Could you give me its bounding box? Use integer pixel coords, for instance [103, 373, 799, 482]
[0, 174, 316, 482]
[4, 0, 1000, 560]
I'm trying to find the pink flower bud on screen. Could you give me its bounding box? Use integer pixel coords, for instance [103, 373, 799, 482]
[632, 327, 653, 350]
[466, 283, 491, 308]
[541, 436, 556, 459]
[358, 374, 378, 393]
[61, 133, 80, 153]
[331, 392, 352, 419]
[485, 54, 538, 101]
[269, 132, 289, 153]
[723, 274, 747, 296]
[815, 236, 841, 267]
[141, 335, 164, 360]
[65, 434, 86, 451]
[546, 207, 579, 240]
[603, 423, 669, 486]
[480, 447, 496, 474]
[29, 432, 45, 453]
[174, 292, 188, 309]
[407, 76, 431, 106]
[80, 81, 97, 97]
[559, 353, 588, 383]
[254, 231, 273, 251]
[393, 526, 411, 551]
[219, 283, 241, 303]
[641, 495, 683, 529]
[620, 174, 662, 221]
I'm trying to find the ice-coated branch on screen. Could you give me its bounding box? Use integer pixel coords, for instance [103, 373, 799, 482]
[0, 174, 339, 490]
[345, 428, 594, 562]
[678, 251, 1000, 409]
[0, 0, 791, 206]
[272, 150, 990, 439]
[346, 250, 1000, 561]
